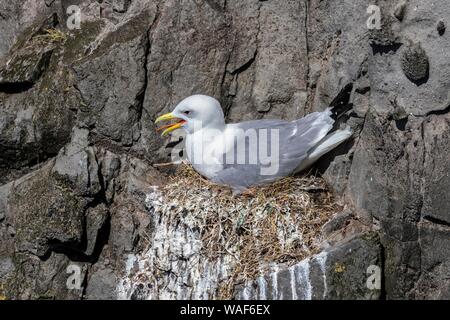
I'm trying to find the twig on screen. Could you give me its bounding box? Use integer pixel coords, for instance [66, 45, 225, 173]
[152, 161, 180, 168]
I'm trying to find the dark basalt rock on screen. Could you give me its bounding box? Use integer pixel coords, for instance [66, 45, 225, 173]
[0, 0, 450, 300]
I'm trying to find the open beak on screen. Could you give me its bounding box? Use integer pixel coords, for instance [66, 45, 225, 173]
[155, 112, 186, 136]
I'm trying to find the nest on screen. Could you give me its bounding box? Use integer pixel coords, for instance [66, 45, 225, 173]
[155, 164, 341, 299]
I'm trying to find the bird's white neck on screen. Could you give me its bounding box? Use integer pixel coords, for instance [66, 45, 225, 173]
[184, 124, 229, 177]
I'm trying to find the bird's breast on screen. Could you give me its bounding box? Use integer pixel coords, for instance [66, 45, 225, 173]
[185, 130, 225, 179]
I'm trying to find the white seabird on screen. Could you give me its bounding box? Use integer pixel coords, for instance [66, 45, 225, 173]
[155, 94, 352, 193]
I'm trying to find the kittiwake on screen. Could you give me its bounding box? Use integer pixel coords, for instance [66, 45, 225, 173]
[155, 94, 352, 193]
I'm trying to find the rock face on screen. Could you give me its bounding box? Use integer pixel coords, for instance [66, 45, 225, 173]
[0, 0, 449, 300]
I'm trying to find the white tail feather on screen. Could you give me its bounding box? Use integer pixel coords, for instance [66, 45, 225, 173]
[296, 126, 353, 172]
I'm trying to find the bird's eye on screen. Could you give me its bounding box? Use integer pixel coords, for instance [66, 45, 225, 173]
[183, 110, 191, 115]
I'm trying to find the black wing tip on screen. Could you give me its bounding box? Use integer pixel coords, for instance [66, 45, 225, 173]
[329, 83, 354, 120]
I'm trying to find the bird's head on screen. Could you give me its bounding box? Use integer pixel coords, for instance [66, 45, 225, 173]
[155, 94, 225, 136]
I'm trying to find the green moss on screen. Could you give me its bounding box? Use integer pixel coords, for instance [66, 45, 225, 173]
[0, 283, 6, 300]
[101, 11, 151, 46]
[9, 166, 85, 253]
[62, 20, 105, 63]
[360, 231, 380, 243]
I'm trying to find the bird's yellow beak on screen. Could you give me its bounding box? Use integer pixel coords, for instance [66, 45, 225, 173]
[155, 112, 186, 136]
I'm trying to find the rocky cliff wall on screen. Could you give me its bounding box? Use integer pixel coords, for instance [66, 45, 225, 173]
[0, 0, 449, 299]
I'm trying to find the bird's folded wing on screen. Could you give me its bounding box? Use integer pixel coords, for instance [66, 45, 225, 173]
[210, 110, 335, 189]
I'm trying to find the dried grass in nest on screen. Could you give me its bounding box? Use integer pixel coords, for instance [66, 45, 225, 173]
[160, 164, 341, 299]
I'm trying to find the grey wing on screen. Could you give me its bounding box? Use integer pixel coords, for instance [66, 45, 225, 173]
[210, 110, 334, 190]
